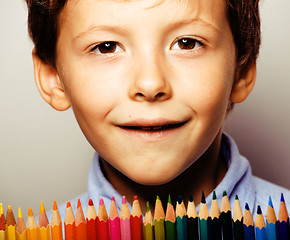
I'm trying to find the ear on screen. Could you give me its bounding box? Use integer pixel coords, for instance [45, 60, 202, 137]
[32, 49, 71, 111]
[230, 62, 256, 103]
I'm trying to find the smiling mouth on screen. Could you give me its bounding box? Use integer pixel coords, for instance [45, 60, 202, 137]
[119, 122, 187, 131]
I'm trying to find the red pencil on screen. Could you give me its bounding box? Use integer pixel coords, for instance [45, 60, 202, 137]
[131, 195, 143, 240]
[64, 201, 76, 240]
[109, 196, 121, 240]
[86, 199, 97, 240]
[97, 197, 109, 240]
[76, 199, 87, 240]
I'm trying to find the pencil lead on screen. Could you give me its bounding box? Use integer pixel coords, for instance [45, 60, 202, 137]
[122, 196, 126, 204]
[280, 193, 285, 202]
[201, 191, 206, 204]
[189, 195, 193, 202]
[77, 199, 82, 208]
[99, 197, 104, 206]
[40, 201, 45, 214]
[8, 205, 12, 211]
[245, 203, 250, 211]
[67, 201, 71, 208]
[223, 190, 227, 197]
[18, 208, 23, 218]
[111, 196, 115, 202]
[212, 191, 217, 200]
[0, 203, 3, 215]
[235, 195, 239, 200]
[157, 195, 160, 200]
[89, 199, 94, 206]
[133, 195, 138, 201]
[268, 196, 273, 208]
[177, 195, 182, 204]
[28, 207, 34, 217]
[146, 201, 150, 212]
[53, 200, 58, 211]
[168, 194, 172, 205]
[257, 205, 262, 214]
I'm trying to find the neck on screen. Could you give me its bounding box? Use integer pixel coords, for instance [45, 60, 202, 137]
[101, 130, 227, 213]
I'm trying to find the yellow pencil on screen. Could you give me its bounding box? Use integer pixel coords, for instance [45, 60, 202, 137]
[26, 208, 37, 240]
[0, 203, 5, 240]
[5, 206, 16, 240]
[38, 202, 50, 240]
[16, 208, 26, 240]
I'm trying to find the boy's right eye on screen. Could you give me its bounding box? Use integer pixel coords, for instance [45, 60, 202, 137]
[90, 41, 123, 54]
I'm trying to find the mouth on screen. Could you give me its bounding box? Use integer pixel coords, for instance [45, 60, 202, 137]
[118, 121, 188, 132]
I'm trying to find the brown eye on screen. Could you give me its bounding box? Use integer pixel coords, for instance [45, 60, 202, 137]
[171, 37, 203, 50]
[91, 41, 122, 54]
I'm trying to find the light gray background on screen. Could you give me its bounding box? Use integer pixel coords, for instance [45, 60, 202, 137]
[1, 0, 289, 219]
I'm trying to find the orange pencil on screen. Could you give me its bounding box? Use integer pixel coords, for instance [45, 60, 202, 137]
[64, 201, 76, 240]
[5, 205, 16, 240]
[16, 208, 26, 240]
[131, 195, 143, 240]
[51, 201, 63, 240]
[0, 203, 5, 240]
[97, 197, 109, 240]
[38, 201, 50, 240]
[75, 199, 87, 240]
[26, 208, 37, 240]
[86, 199, 97, 240]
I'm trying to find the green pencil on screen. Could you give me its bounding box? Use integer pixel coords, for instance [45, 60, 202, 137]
[165, 195, 176, 240]
[199, 191, 209, 240]
[143, 201, 154, 240]
[154, 196, 165, 240]
[176, 195, 188, 240]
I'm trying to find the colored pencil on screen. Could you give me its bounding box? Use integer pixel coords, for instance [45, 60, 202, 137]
[97, 197, 109, 240]
[266, 196, 277, 240]
[208, 191, 221, 240]
[0, 203, 5, 240]
[220, 191, 233, 240]
[143, 202, 154, 240]
[75, 199, 87, 240]
[165, 195, 176, 240]
[255, 205, 267, 240]
[38, 201, 50, 240]
[16, 208, 26, 240]
[5, 205, 16, 240]
[154, 196, 165, 240]
[120, 196, 131, 240]
[176, 195, 188, 240]
[26, 208, 37, 240]
[131, 196, 143, 240]
[86, 199, 97, 240]
[109, 196, 121, 240]
[64, 201, 76, 240]
[243, 203, 255, 240]
[277, 193, 289, 240]
[186, 195, 198, 240]
[198, 191, 209, 240]
[51, 200, 63, 240]
[232, 195, 244, 240]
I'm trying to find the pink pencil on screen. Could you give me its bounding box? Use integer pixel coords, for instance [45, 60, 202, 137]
[120, 196, 132, 240]
[109, 196, 121, 240]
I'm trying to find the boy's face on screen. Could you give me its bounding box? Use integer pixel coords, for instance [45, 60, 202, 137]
[55, 0, 236, 184]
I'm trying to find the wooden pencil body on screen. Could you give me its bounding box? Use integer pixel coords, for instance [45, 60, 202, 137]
[131, 216, 142, 240]
[97, 219, 109, 240]
[0, 231, 5, 240]
[38, 227, 50, 240]
[199, 218, 208, 240]
[86, 219, 97, 240]
[266, 221, 277, 240]
[76, 222, 87, 240]
[143, 224, 153, 240]
[255, 226, 267, 240]
[109, 217, 121, 240]
[187, 217, 198, 240]
[276, 220, 289, 240]
[5, 225, 16, 240]
[64, 223, 75, 240]
[51, 224, 63, 240]
[120, 218, 131, 240]
[176, 216, 188, 240]
[243, 225, 255, 240]
[165, 220, 176, 240]
[220, 211, 233, 240]
[233, 219, 244, 240]
[154, 219, 165, 240]
[208, 217, 221, 240]
[16, 232, 27, 240]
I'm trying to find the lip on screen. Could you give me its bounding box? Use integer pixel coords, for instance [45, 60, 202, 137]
[116, 118, 189, 140]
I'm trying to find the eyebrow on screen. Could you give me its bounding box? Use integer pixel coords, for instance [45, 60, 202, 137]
[73, 17, 219, 41]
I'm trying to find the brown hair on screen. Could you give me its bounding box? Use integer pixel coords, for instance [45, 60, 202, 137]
[26, 0, 260, 78]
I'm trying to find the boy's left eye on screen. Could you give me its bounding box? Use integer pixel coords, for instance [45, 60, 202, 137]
[90, 41, 123, 54]
[171, 37, 203, 50]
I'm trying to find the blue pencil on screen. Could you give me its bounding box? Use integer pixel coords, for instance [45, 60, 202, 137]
[255, 205, 267, 240]
[266, 196, 277, 240]
[243, 203, 255, 240]
[277, 193, 289, 240]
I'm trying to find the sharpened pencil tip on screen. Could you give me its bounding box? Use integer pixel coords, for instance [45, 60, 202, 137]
[245, 203, 250, 211]
[122, 196, 126, 204]
[268, 196, 273, 208]
[146, 201, 150, 212]
[177, 195, 182, 204]
[28, 207, 34, 217]
[66, 201, 71, 208]
[77, 199, 82, 208]
[89, 199, 94, 206]
[99, 197, 104, 206]
[168, 194, 172, 205]
[111, 196, 115, 202]
[40, 201, 45, 214]
[223, 190, 227, 197]
[281, 193, 285, 202]
[213, 191, 217, 200]
[133, 195, 138, 201]
[201, 191, 206, 204]
[189, 195, 193, 202]
[235, 195, 239, 200]
[157, 196, 160, 200]
[18, 208, 23, 218]
[257, 205, 262, 214]
[53, 200, 58, 211]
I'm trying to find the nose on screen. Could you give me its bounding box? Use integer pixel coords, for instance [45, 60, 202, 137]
[128, 55, 172, 102]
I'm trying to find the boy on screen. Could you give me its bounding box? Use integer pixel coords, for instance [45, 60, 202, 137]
[25, 0, 290, 218]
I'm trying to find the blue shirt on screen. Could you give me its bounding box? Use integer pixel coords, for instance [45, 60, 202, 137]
[47, 133, 290, 222]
